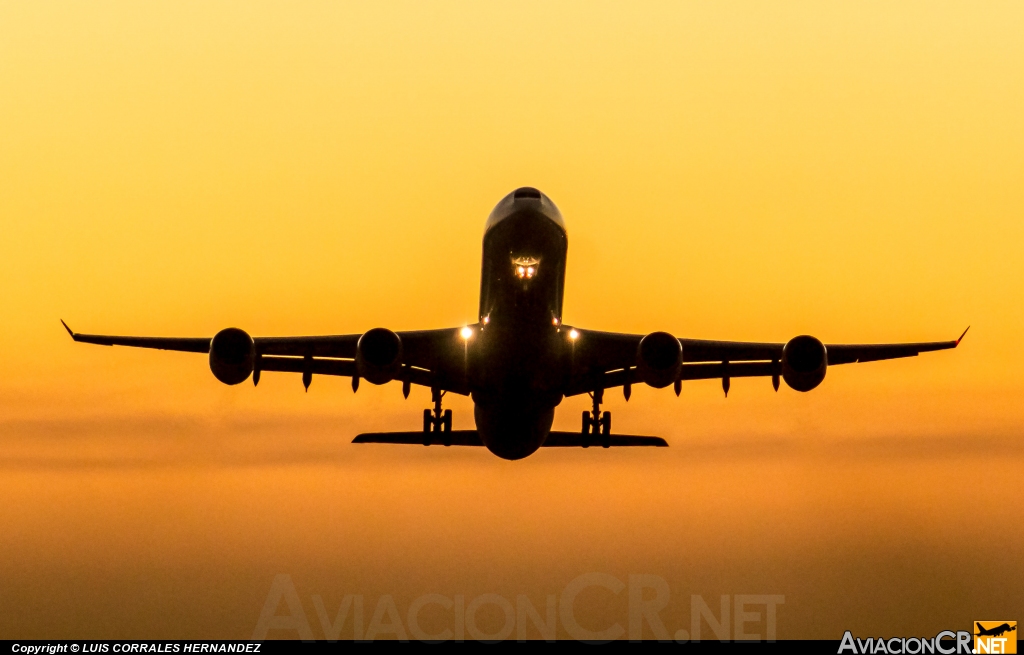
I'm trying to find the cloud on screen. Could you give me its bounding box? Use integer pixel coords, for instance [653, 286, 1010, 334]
[1, 415, 1019, 471]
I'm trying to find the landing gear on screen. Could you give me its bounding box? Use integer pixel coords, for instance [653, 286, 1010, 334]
[579, 411, 612, 437]
[581, 389, 611, 447]
[422, 388, 452, 445]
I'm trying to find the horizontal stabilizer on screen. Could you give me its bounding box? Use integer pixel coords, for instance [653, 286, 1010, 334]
[352, 430, 667, 448]
[353, 430, 484, 446]
[544, 431, 668, 447]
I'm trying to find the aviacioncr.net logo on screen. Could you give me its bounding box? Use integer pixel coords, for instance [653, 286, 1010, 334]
[839, 630, 973, 654]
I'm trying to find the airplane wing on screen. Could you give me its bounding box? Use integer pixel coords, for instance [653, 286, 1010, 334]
[61, 320, 471, 394]
[63, 319, 967, 398]
[565, 326, 968, 396]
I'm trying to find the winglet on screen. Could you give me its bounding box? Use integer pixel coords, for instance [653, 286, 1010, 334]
[955, 326, 970, 346]
[60, 319, 76, 339]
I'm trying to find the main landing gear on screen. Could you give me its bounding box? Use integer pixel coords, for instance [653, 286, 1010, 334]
[422, 387, 452, 441]
[581, 388, 611, 446]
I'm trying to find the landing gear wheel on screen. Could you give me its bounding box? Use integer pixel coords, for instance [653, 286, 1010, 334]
[600, 411, 612, 448]
[422, 388, 451, 442]
[584, 389, 606, 448]
[581, 411, 592, 435]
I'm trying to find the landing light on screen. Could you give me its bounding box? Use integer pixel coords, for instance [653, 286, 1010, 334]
[569, 329, 579, 340]
[512, 256, 539, 279]
[460, 326, 473, 340]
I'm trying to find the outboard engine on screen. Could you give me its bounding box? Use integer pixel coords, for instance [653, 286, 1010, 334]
[356, 328, 403, 384]
[636, 331, 683, 389]
[209, 327, 255, 385]
[782, 335, 827, 392]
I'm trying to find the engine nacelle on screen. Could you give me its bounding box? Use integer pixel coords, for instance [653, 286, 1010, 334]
[636, 331, 683, 389]
[782, 335, 827, 392]
[356, 327, 403, 385]
[209, 327, 254, 385]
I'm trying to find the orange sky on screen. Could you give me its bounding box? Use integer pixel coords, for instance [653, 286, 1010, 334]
[1, 0, 1021, 639]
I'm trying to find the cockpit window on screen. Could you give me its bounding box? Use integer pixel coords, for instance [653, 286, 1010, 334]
[512, 256, 539, 279]
[513, 187, 542, 200]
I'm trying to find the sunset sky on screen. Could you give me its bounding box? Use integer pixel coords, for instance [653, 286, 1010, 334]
[1, 0, 1021, 639]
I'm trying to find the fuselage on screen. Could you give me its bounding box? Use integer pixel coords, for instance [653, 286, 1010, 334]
[470, 187, 570, 459]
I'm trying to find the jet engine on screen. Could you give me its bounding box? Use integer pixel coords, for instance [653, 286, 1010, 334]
[636, 331, 683, 389]
[209, 327, 255, 385]
[356, 328, 403, 384]
[782, 335, 827, 392]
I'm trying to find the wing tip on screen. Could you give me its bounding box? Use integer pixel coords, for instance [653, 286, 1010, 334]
[60, 319, 76, 339]
[956, 325, 970, 346]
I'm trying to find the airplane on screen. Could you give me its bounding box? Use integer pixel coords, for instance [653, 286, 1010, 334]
[975, 623, 1016, 638]
[62, 186, 968, 460]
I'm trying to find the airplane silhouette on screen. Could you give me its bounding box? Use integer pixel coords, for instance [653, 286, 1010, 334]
[63, 187, 968, 459]
[976, 623, 1016, 638]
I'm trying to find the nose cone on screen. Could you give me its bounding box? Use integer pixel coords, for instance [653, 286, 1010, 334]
[486, 187, 566, 235]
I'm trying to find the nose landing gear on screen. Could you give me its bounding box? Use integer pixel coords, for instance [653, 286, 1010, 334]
[581, 389, 611, 447]
[422, 387, 452, 445]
